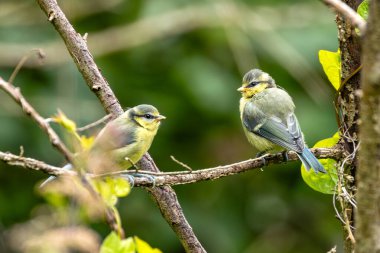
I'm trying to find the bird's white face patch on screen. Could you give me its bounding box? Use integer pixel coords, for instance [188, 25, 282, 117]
[259, 73, 270, 82]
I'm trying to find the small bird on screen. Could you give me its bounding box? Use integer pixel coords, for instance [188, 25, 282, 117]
[41, 104, 165, 186]
[87, 104, 166, 172]
[238, 69, 325, 173]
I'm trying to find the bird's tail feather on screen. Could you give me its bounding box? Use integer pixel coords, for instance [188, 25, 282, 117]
[40, 163, 73, 188]
[297, 148, 326, 173]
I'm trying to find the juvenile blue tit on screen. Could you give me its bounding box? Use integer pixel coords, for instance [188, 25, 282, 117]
[41, 104, 165, 186]
[88, 104, 166, 172]
[238, 69, 325, 173]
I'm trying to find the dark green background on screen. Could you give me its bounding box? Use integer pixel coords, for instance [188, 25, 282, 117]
[0, 0, 340, 252]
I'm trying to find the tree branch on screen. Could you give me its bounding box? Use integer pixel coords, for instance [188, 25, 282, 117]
[138, 154, 206, 252]
[0, 77, 73, 162]
[35, 0, 123, 117]
[357, 0, 380, 251]
[0, 150, 71, 176]
[330, 0, 362, 251]
[126, 147, 343, 187]
[35, 0, 205, 251]
[0, 76, 125, 237]
[322, 0, 366, 32]
[1, 147, 343, 187]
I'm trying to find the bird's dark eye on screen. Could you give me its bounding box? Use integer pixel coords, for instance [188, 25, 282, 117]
[144, 114, 154, 119]
[247, 81, 260, 87]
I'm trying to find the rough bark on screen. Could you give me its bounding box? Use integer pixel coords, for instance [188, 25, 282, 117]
[0, 148, 342, 187]
[140, 155, 206, 253]
[36, 0, 123, 117]
[356, 0, 380, 252]
[336, 0, 362, 252]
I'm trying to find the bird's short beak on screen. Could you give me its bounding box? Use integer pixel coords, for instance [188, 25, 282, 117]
[156, 115, 166, 121]
[237, 86, 246, 93]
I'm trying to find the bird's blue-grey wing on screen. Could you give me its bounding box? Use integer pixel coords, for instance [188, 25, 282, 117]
[243, 102, 304, 153]
[286, 113, 305, 150]
[93, 122, 137, 151]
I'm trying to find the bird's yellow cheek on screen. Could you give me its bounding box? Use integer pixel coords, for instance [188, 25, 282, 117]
[241, 84, 268, 98]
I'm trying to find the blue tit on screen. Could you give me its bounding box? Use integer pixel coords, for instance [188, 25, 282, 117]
[88, 104, 166, 172]
[238, 69, 325, 173]
[41, 104, 165, 186]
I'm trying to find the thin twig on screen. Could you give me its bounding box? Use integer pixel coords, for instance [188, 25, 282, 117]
[19, 146, 24, 157]
[343, 207, 356, 244]
[170, 155, 193, 172]
[0, 77, 73, 162]
[333, 191, 355, 230]
[333, 192, 347, 225]
[77, 114, 111, 132]
[335, 127, 358, 244]
[8, 49, 45, 84]
[327, 246, 337, 253]
[322, 0, 366, 32]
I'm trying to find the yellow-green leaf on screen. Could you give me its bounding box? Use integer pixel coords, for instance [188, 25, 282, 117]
[110, 177, 131, 197]
[134, 236, 162, 253]
[80, 135, 94, 151]
[357, 0, 369, 20]
[314, 132, 339, 148]
[52, 109, 77, 133]
[100, 232, 120, 253]
[93, 177, 131, 207]
[93, 179, 118, 206]
[119, 238, 135, 253]
[301, 132, 339, 194]
[318, 49, 341, 90]
[100, 232, 135, 253]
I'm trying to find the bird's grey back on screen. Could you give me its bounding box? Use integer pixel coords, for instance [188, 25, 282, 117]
[250, 88, 295, 121]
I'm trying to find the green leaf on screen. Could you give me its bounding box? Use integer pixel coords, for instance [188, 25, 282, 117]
[120, 238, 135, 253]
[52, 109, 77, 133]
[301, 132, 339, 194]
[108, 177, 131, 198]
[134, 236, 162, 253]
[94, 179, 118, 206]
[318, 49, 341, 90]
[100, 232, 135, 253]
[100, 232, 120, 253]
[93, 177, 131, 207]
[314, 132, 339, 148]
[357, 0, 369, 20]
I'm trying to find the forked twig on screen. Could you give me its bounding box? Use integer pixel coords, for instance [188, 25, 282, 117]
[0, 77, 73, 162]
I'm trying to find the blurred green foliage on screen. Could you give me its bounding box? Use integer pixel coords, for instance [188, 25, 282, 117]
[0, 0, 341, 252]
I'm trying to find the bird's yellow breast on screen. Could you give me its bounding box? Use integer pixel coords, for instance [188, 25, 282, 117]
[114, 126, 157, 168]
